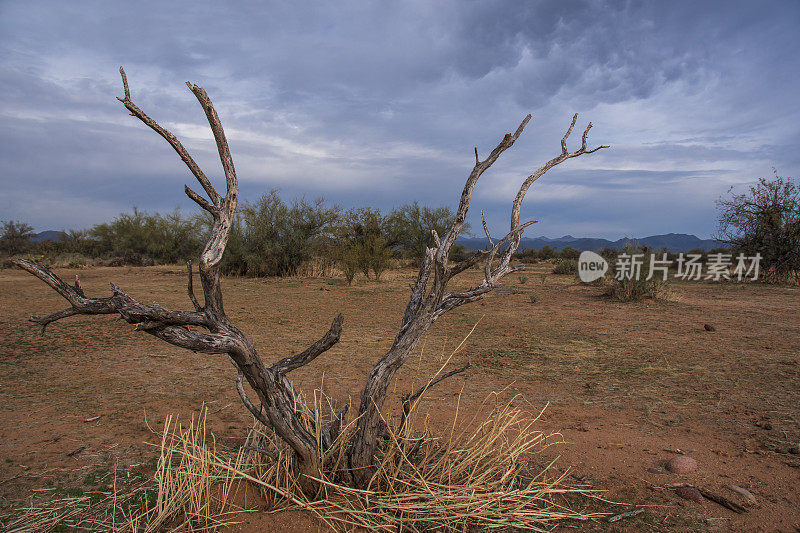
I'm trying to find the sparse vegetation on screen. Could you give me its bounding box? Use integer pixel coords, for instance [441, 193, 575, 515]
[384, 201, 463, 259]
[716, 170, 800, 283]
[334, 207, 393, 283]
[607, 243, 670, 301]
[0, 220, 35, 256]
[559, 246, 580, 260]
[552, 258, 578, 275]
[218, 191, 339, 277]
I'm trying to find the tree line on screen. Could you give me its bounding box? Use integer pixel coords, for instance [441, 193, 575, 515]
[1, 191, 469, 283]
[4, 172, 798, 283]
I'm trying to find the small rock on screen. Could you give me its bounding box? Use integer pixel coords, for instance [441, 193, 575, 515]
[704, 323, 716, 331]
[665, 455, 698, 474]
[647, 467, 665, 474]
[788, 445, 800, 455]
[675, 486, 704, 503]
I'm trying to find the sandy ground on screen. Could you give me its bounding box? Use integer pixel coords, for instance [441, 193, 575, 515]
[1, 264, 799, 531]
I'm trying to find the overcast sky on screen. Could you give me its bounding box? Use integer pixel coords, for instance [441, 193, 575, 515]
[1, 1, 798, 239]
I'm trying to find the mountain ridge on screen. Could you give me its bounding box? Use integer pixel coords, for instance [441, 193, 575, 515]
[457, 233, 724, 253]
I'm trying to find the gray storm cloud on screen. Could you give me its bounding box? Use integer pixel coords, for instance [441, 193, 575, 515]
[1, 0, 798, 238]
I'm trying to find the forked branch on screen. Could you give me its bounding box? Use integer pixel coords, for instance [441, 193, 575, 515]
[15, 69, 344, 495]
[349, 112, 608, 486]
[15, 69, 608, 494]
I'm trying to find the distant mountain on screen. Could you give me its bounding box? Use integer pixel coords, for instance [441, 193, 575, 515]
[457, 233, 724, 253]
[31, 230, 66, 243]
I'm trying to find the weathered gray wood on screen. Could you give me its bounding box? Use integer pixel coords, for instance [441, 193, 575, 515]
[15, 68, 608, 494]
[15, 69, 342, 496]
[347, 112, 608, 487]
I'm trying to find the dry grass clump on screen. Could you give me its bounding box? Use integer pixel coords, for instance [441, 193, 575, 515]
[608, 275, 671, 301]
[298, 395, 605, 531]
[4, 380, 606, 532]
[2, 412, 249, 532]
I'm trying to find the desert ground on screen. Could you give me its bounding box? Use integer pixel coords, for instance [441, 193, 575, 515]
[1, 264, 799, 531]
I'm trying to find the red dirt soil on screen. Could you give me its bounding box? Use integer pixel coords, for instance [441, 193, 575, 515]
[1, 264, 799, 531]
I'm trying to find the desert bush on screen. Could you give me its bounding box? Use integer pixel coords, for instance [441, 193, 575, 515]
[219, 191, 339, 277]
[517, 274, 528, 284]
[448, 243, 470, 263]
[598, 246, 617, 262]
[513, 248, 538, 263]
[334, 207, 392, 281]
[607, 243, 670, 301]
[90, 208, 204, 264]
[384, 201, 463, 259]
[0, 220, 35, 256]
[552, 258, 577, 275]
[716, 170, 800, 283]
[537, 245, 556, 260]
[559, 246, 580, 260]
[57, 229, 94, 256]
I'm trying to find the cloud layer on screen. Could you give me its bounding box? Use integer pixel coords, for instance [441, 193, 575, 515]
[1, 0, 798, 238]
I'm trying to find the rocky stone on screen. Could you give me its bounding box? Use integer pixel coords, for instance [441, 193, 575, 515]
[675, 486, 704, 503]
[665, 455, 698, 474]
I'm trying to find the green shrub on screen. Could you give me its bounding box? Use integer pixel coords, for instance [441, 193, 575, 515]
[537, 245, 555, 260]
[89, 208, 204, 264]
[384, 202, 463, 259]
[607, 243, 670, 301]
[559, 246, 580, 260]
[334, 207, 392, 282]
[219, 191, 339, 277]
[514, 248, 538, 263]
[552, 258, 577, 275]
[0, 220, 35, 256]
[337, 243, 360, 285]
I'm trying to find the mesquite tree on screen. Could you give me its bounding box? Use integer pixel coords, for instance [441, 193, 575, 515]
[14, 69, 608, 493]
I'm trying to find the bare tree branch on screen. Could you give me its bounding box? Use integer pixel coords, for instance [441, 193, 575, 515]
[117, 67, 221, 208]
[481, 210, 494, 247]
[349, 112, 607, 487]
[14, 71, 611, 495]
[186, 261, 202, 312]
[236, 369, 270, 427]
[31, 308, 80, 334]
[402, 247, 435, 328]
[16, 70, 353, 495]
[271, 314, 344, 375]
[401, 359, 471, 423]
[561, 113, 578, 154]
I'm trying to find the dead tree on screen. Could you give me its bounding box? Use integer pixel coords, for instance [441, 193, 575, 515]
[14, 69, 607, 493]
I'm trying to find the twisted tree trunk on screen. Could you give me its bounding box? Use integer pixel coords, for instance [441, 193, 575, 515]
[14, 69, 607, 493]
